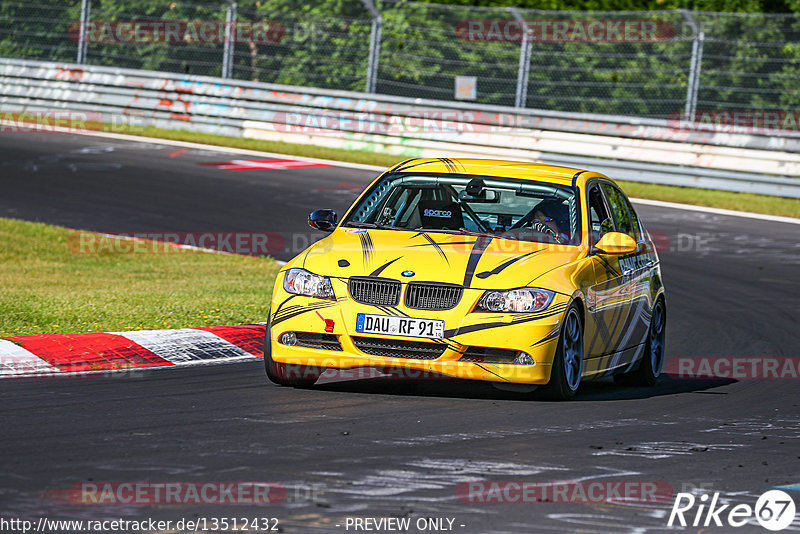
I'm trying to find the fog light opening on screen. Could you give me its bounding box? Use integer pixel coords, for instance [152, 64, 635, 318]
[279, 332, 297, 346]
[514, 352, 535, 366]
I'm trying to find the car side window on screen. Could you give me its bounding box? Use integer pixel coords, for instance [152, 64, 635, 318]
[601, 184, 635, 237]
[587, 184, 611, 245]
[621, 194, 644, 241]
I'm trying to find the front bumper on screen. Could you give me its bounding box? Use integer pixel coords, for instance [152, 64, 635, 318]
[269, 278, 568, 385]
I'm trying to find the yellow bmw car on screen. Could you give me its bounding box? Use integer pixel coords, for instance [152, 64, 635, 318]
[265, 159, 666, 400]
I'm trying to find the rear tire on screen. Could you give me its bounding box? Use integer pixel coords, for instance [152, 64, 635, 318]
[538, 304, 583, 401]
[614, 298, 666, 387]
[264, 318, 321, 388]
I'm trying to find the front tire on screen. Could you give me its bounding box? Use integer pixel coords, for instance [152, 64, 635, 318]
[264, 319, 321, 388]
[539, 304, 583, 401]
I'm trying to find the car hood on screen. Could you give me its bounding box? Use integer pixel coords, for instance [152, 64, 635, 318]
[299, 229, 585, 290]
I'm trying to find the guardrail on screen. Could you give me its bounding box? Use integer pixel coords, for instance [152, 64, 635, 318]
[1, 58, 799, 198]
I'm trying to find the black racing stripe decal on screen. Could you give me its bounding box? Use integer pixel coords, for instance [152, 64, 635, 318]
[590, 293, 628, 356]
[446, 342, 464, 353]
[463, 236, 493, 288]
[270, 294, 299, 323]
[444, 303, 569, 337]
[473, 363, 509, 382]
[272, 301, 337, 326]
[359, 232, 374, 266]
[300, 248, 312, 269]
[389, 307, 412, 317]
[476, 250, 541, 280]
[372, 305, 412, 318]
[614, 294, 649, 352]
[369, 257, 401, 277]
[441, 157, 465, 173]
[596, 256, 621, 278]
[445, 158, 462, 173]
[530, 325, 561, 347]
[273, 300, 336, 322]
[274, 305, 303, 317]
[390, 159, 414, 173]
[438, 157, 455, 173]
[375, 305, 400, 317]
[509, 302, 569, 324]
[586, 288, 615, 355]
[587, 305, 613, 356]
[421, 233, 449, 265]
[605, 295, 633, 354]
[365, 232, 374, 261]
[395, 160, 435, 173]
[407, 240, 477, 248]
[274, 300, 335, 314]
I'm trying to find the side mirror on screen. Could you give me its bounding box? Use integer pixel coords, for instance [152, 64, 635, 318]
[594, 232, 637, 255]
[308, 209, 337, 232]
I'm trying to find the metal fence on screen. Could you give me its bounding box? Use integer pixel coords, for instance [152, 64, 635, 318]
[4, 58, 800, 198]
[1, 1, 800, 120]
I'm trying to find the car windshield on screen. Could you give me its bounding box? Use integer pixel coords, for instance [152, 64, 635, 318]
[342, 173, 581, 245]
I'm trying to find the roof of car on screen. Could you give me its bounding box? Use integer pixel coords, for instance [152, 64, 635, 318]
[386, 158, 606, 187]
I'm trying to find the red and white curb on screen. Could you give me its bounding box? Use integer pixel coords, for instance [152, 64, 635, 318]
[0, 325, 265, 378]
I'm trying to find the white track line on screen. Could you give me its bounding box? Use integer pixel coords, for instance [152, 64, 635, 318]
[0, 340, 56, 377]
[44, 127, 800, 225]
[630, 198, 800, 225]
[35, 126, 385, 172]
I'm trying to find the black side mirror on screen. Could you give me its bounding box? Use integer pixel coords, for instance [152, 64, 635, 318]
[308, 209, 337, 232]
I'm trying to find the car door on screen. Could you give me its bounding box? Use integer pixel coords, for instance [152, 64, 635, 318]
[600, 183, 654, 353]
[585, 182, 638, 373]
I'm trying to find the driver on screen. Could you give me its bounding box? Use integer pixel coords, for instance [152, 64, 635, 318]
[532, 199, 570, 243]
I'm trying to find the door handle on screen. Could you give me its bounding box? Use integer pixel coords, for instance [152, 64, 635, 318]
[623, 260, 656, 277]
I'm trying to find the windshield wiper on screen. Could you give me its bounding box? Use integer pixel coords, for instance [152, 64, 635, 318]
[345, 222, 395, 230]
[457, 227, 496, 237]
[412, 227, 462, 234]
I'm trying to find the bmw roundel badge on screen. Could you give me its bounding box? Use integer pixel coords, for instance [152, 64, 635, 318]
[401, 270, 415, 277]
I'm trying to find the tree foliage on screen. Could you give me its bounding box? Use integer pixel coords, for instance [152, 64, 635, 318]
[1, 0, 799, 118]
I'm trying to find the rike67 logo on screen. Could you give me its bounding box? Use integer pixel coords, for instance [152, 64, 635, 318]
[668, 490, 796, 531]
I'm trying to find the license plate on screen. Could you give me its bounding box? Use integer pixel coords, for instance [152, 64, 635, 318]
[355, 313, 444, 339]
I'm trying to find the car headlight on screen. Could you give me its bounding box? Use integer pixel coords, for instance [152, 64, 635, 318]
[283, 268, 335, 300]
[476, 288, 555, 313]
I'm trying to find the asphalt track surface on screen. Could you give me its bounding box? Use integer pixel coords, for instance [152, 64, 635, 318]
[1, 133, 799, 533]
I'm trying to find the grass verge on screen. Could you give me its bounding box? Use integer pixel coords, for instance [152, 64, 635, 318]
[91, 123, 800, 219]
[0, 218, 279, 337]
